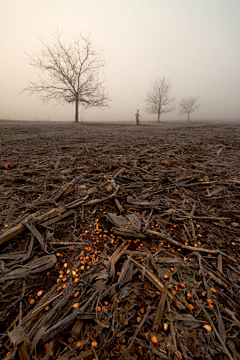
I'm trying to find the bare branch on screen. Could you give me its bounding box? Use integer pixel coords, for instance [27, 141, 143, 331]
[22, 31, 110, 122]
[179, 96, 201, 121]
[144, 77, 176, 122]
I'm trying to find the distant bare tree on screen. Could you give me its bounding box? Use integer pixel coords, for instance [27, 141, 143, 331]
[22, 31, 110, 122]
[179, 96, 201, 121]
[145, 77, 176, 122]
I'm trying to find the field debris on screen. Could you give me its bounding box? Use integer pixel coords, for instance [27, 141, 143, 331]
[0, 121, 239, 359]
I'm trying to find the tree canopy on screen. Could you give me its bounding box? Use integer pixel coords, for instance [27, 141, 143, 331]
[23, 32, 110, 122]
[145, 77, 176, 122]
[179, 96, 201, 121]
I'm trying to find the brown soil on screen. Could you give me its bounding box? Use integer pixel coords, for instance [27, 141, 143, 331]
[0, 121, 239, 360]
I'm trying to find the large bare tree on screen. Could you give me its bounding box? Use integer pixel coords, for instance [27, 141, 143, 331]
[22, 32, 110, 122]
[179, 96, 200, 121]
[145, 77, 176, 123]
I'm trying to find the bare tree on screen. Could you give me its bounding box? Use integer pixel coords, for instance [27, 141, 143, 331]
[145, 77, 176, 123]
[179, 96, 200, 121]
[22, 31, 110, 122]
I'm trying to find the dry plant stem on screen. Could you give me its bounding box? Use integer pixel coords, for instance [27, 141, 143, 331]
[100, 253, 131, 300]
[83, 190, 118, 206]
[98, 258, 131, 300]
[0, 207, 64, 246]
[52, 241, 87, 246]
[146, 229, 237, 262]
[189, 219, 197, 241]
[104, 241, 129, 270]
[71, 349, 93, 360]
[152, 286, 168, 331]
[178, 208, 230, 220]
[28, 291, 74, 341]
[128, 306, 152, 349]
[23, 220, 47, 252]
[42, 341, 54, 360]
[42, 210, 75, 226]
[193, 291, 234, 360]
[4, 203, 15, 227]
[218, 254, 223, 273]
[129, 257, 186, 310]
[143, 208, 153, 231]
[175, 292, 193, 313]
[197, 253, 209, 292]
[167, 299, 179, 358]
[20, 235, 34, 264]
[0, 189, 118, 247]
[177, 338, 188, 359]
[1, 122, 240, 359]
[39, 290, 98, 345]
[227, 179, 240, 184]
[0, 254, 57, 283]
[114, 197, 124, 212]
[151, 349, 172, 360]
[66, 195, 89, 209]
[17, 341, 30, 360]
[0, 216, 35, 246]
[190, 202, 197, 216]
[206, 271, 235, 296]
[123, 250, 151, 257]
[54, 176, 80, 202]
[92, 347, 99, 360]
[31, 293, 63, 314]
[183, 224, 191, 239]
[21, 283, 61, 331]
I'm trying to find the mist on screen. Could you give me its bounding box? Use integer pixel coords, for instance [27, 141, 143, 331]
[1, 0, 240, 123]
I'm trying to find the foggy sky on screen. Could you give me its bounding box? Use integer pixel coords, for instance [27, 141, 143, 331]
[1, 0, 240, 122]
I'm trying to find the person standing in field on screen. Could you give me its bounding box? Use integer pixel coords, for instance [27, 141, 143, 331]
[135, 109, 141, 125]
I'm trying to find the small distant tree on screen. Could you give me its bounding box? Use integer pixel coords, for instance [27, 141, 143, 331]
[179, 96, 201, 121]
[22, 31, 110, 122]
[145, 77, 176, 123]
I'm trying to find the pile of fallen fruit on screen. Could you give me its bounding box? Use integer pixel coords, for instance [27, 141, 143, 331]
[0, 121, 239, 359]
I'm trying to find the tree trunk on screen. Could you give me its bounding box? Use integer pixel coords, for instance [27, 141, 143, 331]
[157, 112, 160, 123]
[75, 97, 79, 123]
[188, 113, 190, 121]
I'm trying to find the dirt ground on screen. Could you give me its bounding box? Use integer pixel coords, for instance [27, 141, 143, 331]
[0, 120, 239, 360]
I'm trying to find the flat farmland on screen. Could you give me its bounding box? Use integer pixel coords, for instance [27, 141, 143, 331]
[0, 121, 239, 359]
